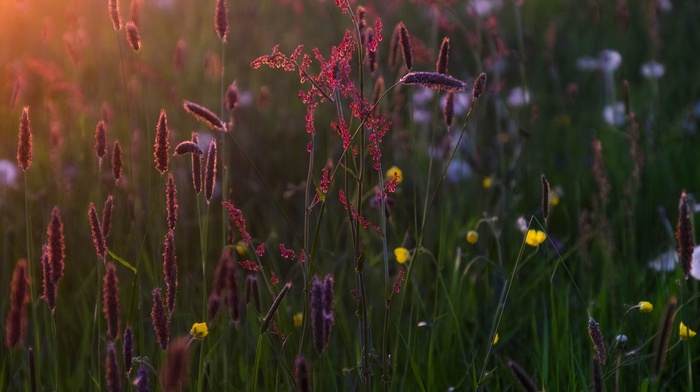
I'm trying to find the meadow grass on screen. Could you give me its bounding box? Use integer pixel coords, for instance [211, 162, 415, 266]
[1, 0, 700, 390]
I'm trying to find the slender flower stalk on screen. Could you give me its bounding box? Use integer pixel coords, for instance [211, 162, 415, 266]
[154, 110, 170, 174]
[5, 259, 29, 349]
[103, 262, 120, 341]
[260, 282, 292, 333]
[17, 106, 32, 171]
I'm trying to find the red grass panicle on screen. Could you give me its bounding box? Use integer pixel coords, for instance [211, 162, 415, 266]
[103, 262, 121, 341]
[226, 80, 238, 111]
[105, 342, 121, 392]
[587, 316, 606, 365]
[191, 132, 203, 193]
[473, 72, 487, 100]
[17, 106, 32, 171]
[95, 120, 107, 163]
[123, 325, 134, 374]
[41, 247, 57, 313]
[47, 206, 65, 283]
[364, 28, 377, 73]
[400, 71, 467, 92]
[89, 202, 107, 260]
[112, 141, 122, 182]
[161, 337, 190, 392]
[226, 258, 241, 321]
[183, 100, 227, 131]
[444, 91, 455, 126]
[294, 355, 311, 392]
[436, 37, 449, 75]
[5, 259, 28, 349]
[677, 191, 694, 280]
[151, 289, 170, 350]
[398, 22, 412, 70]
[108, 0, 122, 31]
[163, 229, 178, 314]
[125, 21, 141, 52]
[154, 110, 170, 174]
[311, 275, 335, 353]
[166, 174, 178, 231]
[204, 139, 217, 204]
[102, 195, 114, 241]
[174, 141, 203, 156]
[215, 0, 229, 43]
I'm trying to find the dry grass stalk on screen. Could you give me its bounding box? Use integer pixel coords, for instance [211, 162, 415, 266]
[204, 139, 217, 204]
[588, 316, 607, 365]
[160, 337, 190, 392]
[400, 71, 467, 92]
[112, 141, 122, 182]
[183, 100, 227, 131]
[677, 191, 694, 280]
[506, 359, 538, 392]
[154, 110, 170, 174]
[152, 289, 170, 350]
[17, 106, 32, 171]
[89, 203, 107, 260]
[5, 259, 28, 349]
[105, 342, 121, 392]
[125, 21, 141, 52]
[261, 282, 292, 333]
[652, 296, 676, 379]
[102, 262, 120, 341]
[436, 37, 449, 75]
[166, 174, 178, 231]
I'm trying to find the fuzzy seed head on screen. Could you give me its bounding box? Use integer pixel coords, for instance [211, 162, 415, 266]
[588, 316, 606, 365]
[102, 262, 121, 341]
[473, 72, 487, 100]
[398, 22, 412, 70]
[677, 191, 694, 281]
[17, 106, 32, 171]
[215, 0, 229, 43]
[436, 37, 449, 75]
[204, 139, 217, 204]
[154, 110, 170, 174]
[112, 141, 122, 182]
[183, 100, 226, 131]
[89, 203, 107, 260]
[400, 71, 467, 92]
[125, 21, 141, 52]
[151, 289, 170, 350]
[6, 259, 29, 349]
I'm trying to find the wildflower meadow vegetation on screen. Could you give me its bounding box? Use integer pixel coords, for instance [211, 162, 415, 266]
[2, 0, 700, 390]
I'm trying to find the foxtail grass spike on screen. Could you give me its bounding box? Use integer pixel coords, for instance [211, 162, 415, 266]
[191, 132, 203, 193]
[294, 355, 311, 392]
[125, 21, 141, 52]
[123, 325, 134, 374]
[677, 191, 694, 281]
[398, 22, 412, 70]
[163, 230, 178, 313]
[400, 71, 467, 92]
[95, 120, 107, 162]
[444, 91, 455, 127]
[175, 141, 203, 156]
[506, 359, 538, 392]
[89, 203, 107, 260]
[112, 141, 122, 182]
[41, 246, 56, 313]
[436, 37, 449, 75]
[151, 289, 170, 350]
[215, 0, 229, 43]
[103, 262, 121, 341]
[5, 259, 28, 349]
[261, 282, 292, 333]
[204, 139, 217, 204]
[473, 72, 487, 100]
[587, 316, 606, 365]
[48, 206, 65, 283]
[154, 110, 169, 174]
[541, 174, 550, 224]
[108, 0, 122, 31]
[652, 296, 676, 380]
[389, 23, 401, 68]
[106, 342, 122, 392]
[311, 275, 334, 352]
[166, 174, 178, 231]
[102, 195, 114, 241]
[226, 81, 238, 111]
[17, 106, 32, 171]
[183, 100, 227, 131]
[160, 337, 190, 392]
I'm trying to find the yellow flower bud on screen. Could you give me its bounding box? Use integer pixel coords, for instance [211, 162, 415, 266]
[638, 301, 653, 313]
[680, 321, 697, 340]
[293, 312, 303, 327]
[190, 322, 208, 339]
[394, 247, 410, 264]
[493, 333, 499, 345]
[482, 176, 492, 189]
[466, 230, 479, 244]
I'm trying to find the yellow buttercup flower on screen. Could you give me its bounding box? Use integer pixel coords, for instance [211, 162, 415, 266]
[493, 333, 499, 345]
[394, 247, 410, 264]
[190, 322, 208, 339]
[482, 176, 493, 189]
[466, 230, 479, 244]
[680, 322, 697, 340]
[293, 312, 303, 327]
[638, 301, 653, 313]
[525, 230, 546, 247]
[386, 166, 403, 184]
[235, 242, 246, 256]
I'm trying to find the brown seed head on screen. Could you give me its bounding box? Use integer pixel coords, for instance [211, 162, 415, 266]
[17, 106, 32, 171]
[226, 80, 238, 111]
[444, 91, 455, 127]
[154, 110, 170, 174]
[47, 206, 65, 283]
[473, 72, 488, 100]
[261, 282, 292, 333]
[191, 132, 202, 193]
[214, 0, 229, 43]
[436, 37, 449, 75]
[183, 100, 226, 131]
[89, 203, 107, 260]
[125, 21, 141, 52]
[398, 22, 412, 70]
[102, 195, 114, 241]
[106, 342, 122, 392]
[41, 246, 56, 313]
[175, 141, 203, 156]
[151, 289, 170, 350]
[123, 325, 134, 374]
[204, 139, 217, 204]
[587, 316, 606, 365]
[163, 230, 178, 313]
[108, 0, 122, 31]
[506, 359, 539, 392]
[541, 174, 550, 223]
[677, 191, 694, 281]
[95, 120, 107, 161]
[166, 175, 178, 231]
[102, 262, 120, 341]
[112, 141, 122, 182]
[294, 355, 311, 392]
[400, 71, 467, 92]
[5, 259, 29, 349]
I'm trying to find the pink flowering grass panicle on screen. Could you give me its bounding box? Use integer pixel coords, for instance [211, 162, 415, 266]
[17, 106, 32, 171]
[191, 132, 203, 193]
[102, 262, 121, 341]
[105, 342, 121, 392]
[204, 139, 217, 203]
[166, 174, 178, 231]
[163, 229, 178, 313]
[102, 195, 114, 241]
[95, 120, 107, 162]
[222, 201, 252, 245]
[215, 0, 229, 43]
[183, 100, 226, 131]
[6, 259, 29, 349]
[108, 0, 122, 31]
[125, 21, 141, 52]
[151, 288, 170, 350]
[154, 110, 170, 174]
[41, 246, 56, 313]
[175, 141, 203, 156]
[436, 37, 449, 75]
[47, 206, 65, 284]
[111, 141, 122, 182]
[89, 202, 107, 260]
